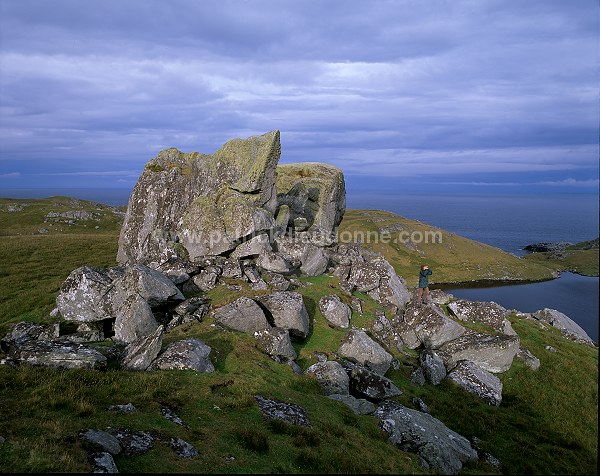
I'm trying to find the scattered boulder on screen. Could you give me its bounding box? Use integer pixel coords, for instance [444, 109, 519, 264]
[516, 346, 541, 370]
[375, 400, 478, 475]
[106, 429, 153, 457]
[121, 325, 164, 371]
[107, 403, 137, 413]
[436, 332, 520, 373]
[319, 295, 351, 329]
[338, 329, 393, 376]
[397, 303, 466, 349]
[161, 406, 186, 426]
[12, 340, 107, 370]
[255, 395, 311, 427]
[213, 297, 270, 334]
[418, 349, 447, 385]
[150, 338, 214, 372]
[89, 452, 118, 473]
[347, 363, 402, 401]
[532, 308, 594, 344]
[254, 327, 297, 361]
[448, 299, 516, 335]
[305, 361, 350, 396]
[446, 360, 503, 406]
[328, 394, 377, 415]
[169, 437, 199, 459]
[78, 429, 121, 455]
[256, 292, 310, 339]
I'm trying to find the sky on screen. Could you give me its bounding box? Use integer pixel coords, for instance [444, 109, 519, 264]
[0, 0, 598, 195]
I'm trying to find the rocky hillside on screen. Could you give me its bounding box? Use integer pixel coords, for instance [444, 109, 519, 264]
[0, 131, 597, 474]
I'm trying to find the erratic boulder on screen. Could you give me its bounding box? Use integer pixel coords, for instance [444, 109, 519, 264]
[256, 292, 310, 339]
[436, 332, 520, 373]
[397, 303, 466, 349]
[318, 295, 351, 328]
[446, 360, 503, 406]
[532, 308, 594, 344]
[448, 299, 516, 335]
[375, 400, 478, 475]
[305, 361, 350, 396]
[117, 131, 281, 265]
[338, 329, 392, 376]
[213, 297, 270, 334]
[150, 338, 214, 372]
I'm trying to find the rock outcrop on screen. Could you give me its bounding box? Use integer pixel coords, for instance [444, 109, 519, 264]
[531, 308, 594, 344]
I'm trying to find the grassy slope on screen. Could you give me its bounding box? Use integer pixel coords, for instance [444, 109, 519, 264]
[338, 209, 559, 284]
[0, 198, 597, 474]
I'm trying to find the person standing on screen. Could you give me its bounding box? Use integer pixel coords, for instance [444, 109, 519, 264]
[418, 264, 432, 305]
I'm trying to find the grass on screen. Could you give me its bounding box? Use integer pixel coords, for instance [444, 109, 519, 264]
[338, 209, 561, 284]
[0, 197, 597, 474]
[523, 249, 599, 277]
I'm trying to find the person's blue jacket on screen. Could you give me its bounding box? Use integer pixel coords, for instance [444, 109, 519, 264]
[418, 268, 432, 288]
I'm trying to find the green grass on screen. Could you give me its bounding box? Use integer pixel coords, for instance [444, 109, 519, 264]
[338, 209, 560, 284]
[0, 198, 597, 474]
[522, 249, 599, 277]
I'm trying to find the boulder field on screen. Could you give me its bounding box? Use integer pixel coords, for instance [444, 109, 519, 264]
[1, 131, 595, 475]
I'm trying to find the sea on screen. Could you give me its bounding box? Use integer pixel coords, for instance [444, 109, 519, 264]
[2, 188, 599, 342]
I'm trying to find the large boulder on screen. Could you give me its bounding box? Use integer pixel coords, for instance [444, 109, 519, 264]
[56, 266, 116, 323]
[338, 329, 393, 376]
[121, 325, 164, 371]
[447, 299, 516, 335]
[397, 303, 466, 349]
[212, 297, 271, 334]
[275, 162, 346, 236]
[117, 131, 281, 265]
[254, 327, 297, 361]
[446, 360, 503, 406]
[150, 338, 214, 372]
[318, 295, 351, 329]
[256, 292, 310, 339]
[305, 361, 350, 396]
[347, 363, 402, 402]
[12, 340, 107, 370]
[532, 308, 594, 344]
[436, 332, 520, 373]
[375, 401, 478, 475]
[346, 256, 411, 310]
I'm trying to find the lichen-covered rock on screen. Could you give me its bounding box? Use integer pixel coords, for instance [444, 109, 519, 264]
[347, 256, 411, 310]
[516, 346, 541, 370]
[150, 338, 214, 372]
[532, 308, 594, 344]
[347, 363, 402, 401]
[448, 299, 516, 335]
[256, 251, 294, 274]
[113, 295, 159, 344]
[397, 303, 466, 349]
[256, 292, 310, 339]
[375, 401, 478, 475]
[418, 349, 447, 385]
[319, 295, 351, 329]
[274, 235, 328, 276]
[338, 329, 392, 375]
[106, 429, 154, 457]
[305, 361, 350, 396]
[13, 340, 107, 370]
[78, 429, 122, 455]
[436, 332, 520, 373]
[115, 264, 184, 307]
[121, 325, 164, 371]
[56, 266, 116, 322]
[328, 394, 377, 415]
[255, 395, 311, 427]
[276, 162, 346, 236]
[446, 360, 503, 406]
[212, 297, 270, 334]
[254, 327, 297, 361]
[89, 452, 118, 473]
[117, 131, 281, 265]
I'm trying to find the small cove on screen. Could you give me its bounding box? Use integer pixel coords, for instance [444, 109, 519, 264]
[440, 272, 599, 343]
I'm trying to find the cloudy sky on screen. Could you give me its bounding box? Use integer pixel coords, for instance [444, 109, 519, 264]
[0, 0, 598, 194]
